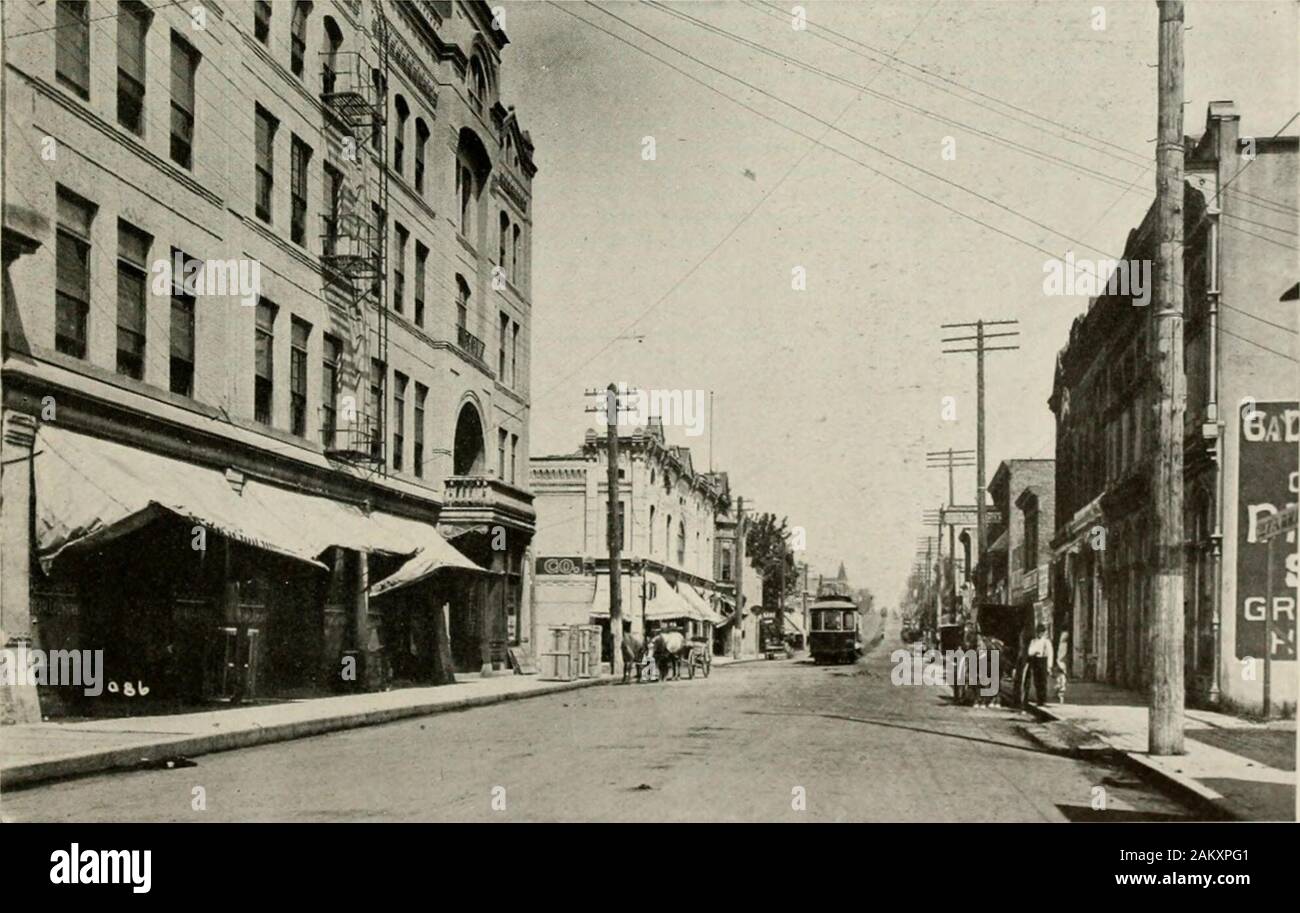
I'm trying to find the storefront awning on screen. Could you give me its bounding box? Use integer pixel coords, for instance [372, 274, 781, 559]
[591, 572, 708, 623]
[34, 425, 486, 587]
[34, 425, 326, 571]
[679, 584, 725, 626]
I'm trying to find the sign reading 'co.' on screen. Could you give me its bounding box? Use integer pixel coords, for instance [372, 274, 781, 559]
[536, 557, 584, 575]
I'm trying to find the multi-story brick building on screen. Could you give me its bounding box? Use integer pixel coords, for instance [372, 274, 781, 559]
[1049, 102, 1296, 716]
[529, 420, 729, 661]
[1, 0, 537, 720]
[977, 460, 1056, 636]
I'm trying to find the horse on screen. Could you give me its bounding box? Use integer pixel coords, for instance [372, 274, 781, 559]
[621, 633, 649, 683]
[651, 630, 692, 681]
[953, 633, 1006, 707]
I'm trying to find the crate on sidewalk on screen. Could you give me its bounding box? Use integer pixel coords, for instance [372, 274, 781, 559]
[538, 625, 602, 681]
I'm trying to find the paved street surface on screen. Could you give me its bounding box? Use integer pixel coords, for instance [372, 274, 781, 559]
[1, 616, 1196, 822]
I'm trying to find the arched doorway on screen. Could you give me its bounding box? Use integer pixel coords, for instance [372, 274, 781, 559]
[453, 402, 485, 476]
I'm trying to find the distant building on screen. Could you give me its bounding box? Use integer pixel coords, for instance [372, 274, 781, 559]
[529, 421, 730, 661]
[1049, 102, 1297, 715]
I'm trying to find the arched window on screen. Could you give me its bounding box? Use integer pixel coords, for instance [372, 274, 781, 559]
[456, 128, 490, 241]
[676, 521, 686, 566]
[665, 515, 672, 559]
[469, 57, 487, 114]
[512, 224, 522, 284]
[393, 95, 409, 175]
[414, 118, 429, 194]
[290, 1, 311, 78]
[498, 211, 509, 269]
[321, 16, 343, 96]
[455, 274, 470, 330]
[649, 505, 656, 553]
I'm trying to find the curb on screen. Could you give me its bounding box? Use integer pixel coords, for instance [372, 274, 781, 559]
[0, 677, 608, 790]
[1024, 702, 1239, 821]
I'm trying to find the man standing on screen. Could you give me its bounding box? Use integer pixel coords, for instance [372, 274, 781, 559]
[1026, 623, 1053, 706]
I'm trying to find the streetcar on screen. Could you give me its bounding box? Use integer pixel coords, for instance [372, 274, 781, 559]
[808, 594, 862, 664]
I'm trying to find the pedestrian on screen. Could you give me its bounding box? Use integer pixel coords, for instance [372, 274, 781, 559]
[1054, 630, 1070, 704]
[1026, 623, 1053, 706]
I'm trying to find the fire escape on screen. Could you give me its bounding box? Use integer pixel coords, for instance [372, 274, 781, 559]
[319, 2, 390, 472]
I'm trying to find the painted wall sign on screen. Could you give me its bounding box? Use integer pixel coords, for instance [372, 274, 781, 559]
[536, 557, 584, 575]
[1235, 401, 1299, 661]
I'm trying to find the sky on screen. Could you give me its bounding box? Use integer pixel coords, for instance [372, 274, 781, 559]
[493, 0, 1298, 604]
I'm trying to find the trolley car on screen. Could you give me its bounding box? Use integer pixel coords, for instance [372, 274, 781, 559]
[808, 595, 862, 664]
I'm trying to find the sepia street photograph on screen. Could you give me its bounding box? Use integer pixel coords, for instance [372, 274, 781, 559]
[0, 0, 1297, 889]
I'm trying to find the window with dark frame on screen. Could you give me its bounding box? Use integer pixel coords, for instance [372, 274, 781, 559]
[368, 358, 385, 460]
[254, 299, 277, 425]
[413, 241, 427, 327]
[456, 274, 469, 329]
[322, 163, 342, 257]
[55, 188, 95, 360]
[255, 105, 277, 223]
[498, 311, 509, 379]
[117, 2, 150, 135]
[392, 371, 407, 472]
[321, 334, 341, 447]
[291, 135, 311, 246]
[510, 433, 518, 486]
[55, 1, 91, 99]
[290, 2, 310, 78]
[414, 119, 429, 194]
[290, 317, 310, 437]
[169, 33, 197, 169]
[498, 428, 507, 480]
[169, 249, 196, 397]
[414, 382, 427, 478]
[511, 323, 519, 388]
[393, 95, 409, 175]
[255, 1, 272, 44]
[116, 220, 151, 380]
[392, 222, 407, 313]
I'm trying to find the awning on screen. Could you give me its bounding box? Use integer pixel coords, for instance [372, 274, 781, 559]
[679, 584, 724, 626]
[34, 425, 485, 586]
[367, 533, 488, 596]
[593, 572, 702, 623]
[34, 425, 326, 571]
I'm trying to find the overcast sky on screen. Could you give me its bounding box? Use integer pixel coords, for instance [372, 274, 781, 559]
[495, 0, 1298, 602]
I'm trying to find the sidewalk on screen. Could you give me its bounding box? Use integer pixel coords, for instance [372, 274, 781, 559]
[1028, 679, 1296, 821]
[0, 673, 607, 790]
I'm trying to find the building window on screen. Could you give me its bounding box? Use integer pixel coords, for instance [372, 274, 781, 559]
[117, 2, 150, 135]
[392, 372, 408, 472]
[456, 163, 475, 238]
[498, 311, 509, 379]
[469, 57, 486, 115]
[55, 1, 90, 99]
[370, 203, 384, 302]
[1022, 497, 1039, 572]
[721, 545, 733, 582]
[414, 382, 427, 478]
[291, 135, 311, 246]
[169, 33, 197, 169]
[254, 299, 277, 425]
[321, 334, 341, 447]
[368, 359, 384, 460]
[456, 274, 470, 329]
[511, 323, 519, 389]
[510, 433, 518, 486]
[290, 317, 310, 437]
[322, 163, 342, 257]
[498, 428, 507, 479]
[512, 224, 522, 285]
[414, 119, 429, 194]
[649, 506, 656, 552]
[413, 241, 428, 327]
[393, 95, 409, 175]
[116, 221, 151, 380]
[392, 222, 407, 313]
[254, 1, 272, 45]
[370, 69, 384, 152]
[321, 17, 342, 95]
[169, 249, 196, 396]
[498, 211, 509, 270]
[55, 187, 95, 360]
[676, 521, 686, 566]
[255, 105, 277, 223]
[290, 2, 310, 78]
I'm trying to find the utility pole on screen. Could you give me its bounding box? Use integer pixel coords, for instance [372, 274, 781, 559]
[941, 320, 1020, 617]
[733, 496, 746, 659]
[1150, 0, 1186, 756]
[927, 448, 974, 581]
[585, 383, 637, 680]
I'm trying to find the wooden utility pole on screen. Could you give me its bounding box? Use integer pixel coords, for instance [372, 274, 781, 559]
[733, 496, 746, 659]
[1150, 0, 1186, 756]
[586, 384, 637, 680]
[941, 322, 1020, 567]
